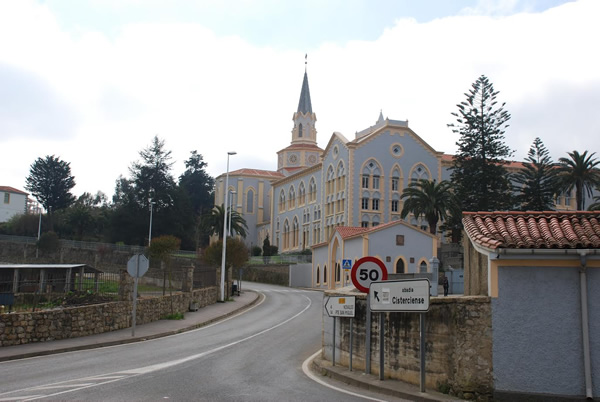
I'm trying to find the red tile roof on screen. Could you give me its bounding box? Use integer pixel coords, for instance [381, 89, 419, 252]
[0, 186, 28, 195]
[336, 226, 370, 239]
[463, 211, 600, 250]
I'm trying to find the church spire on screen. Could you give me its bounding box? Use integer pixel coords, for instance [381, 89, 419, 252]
[297, 64, 313, 114]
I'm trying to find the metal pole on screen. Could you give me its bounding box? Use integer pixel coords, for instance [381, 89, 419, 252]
[420, 313, 426, 392]
[36, 209, 41, 258]
[228, 191, 236, 237]
[148, 199, 153, 247]
[379, 312, 384, 380]
[349, 318, 353, 371]
[366, 295, 371, 374]
[332, 316, 336, 366]
[220, 151, 236, 302]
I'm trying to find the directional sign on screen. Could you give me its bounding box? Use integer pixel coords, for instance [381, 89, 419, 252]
[370, 279, 430, 312]
[325, 296, 356, 317]
[351, 256, 388, 293]
[342, 259, 352, 270]
[127, 254, 149, 278]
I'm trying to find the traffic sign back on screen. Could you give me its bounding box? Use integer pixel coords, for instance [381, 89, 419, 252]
[127, 254, 149, 278]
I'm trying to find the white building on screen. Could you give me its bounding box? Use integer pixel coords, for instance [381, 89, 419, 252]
[0, 186, 29, 223]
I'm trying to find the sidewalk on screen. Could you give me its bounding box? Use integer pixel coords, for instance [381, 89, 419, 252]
[0, 290, 260, 362]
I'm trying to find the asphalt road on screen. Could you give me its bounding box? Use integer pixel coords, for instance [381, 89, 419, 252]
[0, 283, 409, 401]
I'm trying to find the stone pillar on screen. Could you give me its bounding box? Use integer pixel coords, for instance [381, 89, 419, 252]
[182, 264, 194, 292]
[119, 269, 133, 301]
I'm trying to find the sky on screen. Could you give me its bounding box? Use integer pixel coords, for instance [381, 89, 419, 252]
[2, 0, 599, 202]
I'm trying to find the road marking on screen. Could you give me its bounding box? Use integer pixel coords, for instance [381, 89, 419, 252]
[302, 350, 390, 402]
[0, 293, 312, 401]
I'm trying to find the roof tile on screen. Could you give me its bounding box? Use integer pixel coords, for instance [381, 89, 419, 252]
[463, 211, 600, 250]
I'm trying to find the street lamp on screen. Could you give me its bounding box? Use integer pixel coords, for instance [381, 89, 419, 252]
[228, 191, 237, 237]
[148, 197, 155, 247]
[220, 151, 236, 302]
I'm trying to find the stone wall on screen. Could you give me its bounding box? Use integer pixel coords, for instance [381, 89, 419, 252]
[0, 286, 218, 347]
[462, 234, 489, 296]
[323, 290, 493, 400]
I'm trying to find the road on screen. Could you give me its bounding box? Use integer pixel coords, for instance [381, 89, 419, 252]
[0, 283, 407, 401]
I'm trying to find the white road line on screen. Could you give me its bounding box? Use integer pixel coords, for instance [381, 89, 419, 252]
[0, 292, 313, 401]
[302, 349, 390, 402]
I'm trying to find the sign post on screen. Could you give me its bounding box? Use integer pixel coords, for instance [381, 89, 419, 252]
[127, 254, 149, 337]
[350, 257, 388, 375]
[324, 296, 356, 367]
[369, 278, 430, 386]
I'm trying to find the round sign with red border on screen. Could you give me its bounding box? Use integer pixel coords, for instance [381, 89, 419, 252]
[351, 256, 388, 293]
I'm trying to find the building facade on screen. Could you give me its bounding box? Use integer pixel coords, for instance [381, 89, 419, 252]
[0, 186, 29, 223]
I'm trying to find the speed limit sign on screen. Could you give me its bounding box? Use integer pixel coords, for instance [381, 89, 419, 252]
[351, 256, 388, 293]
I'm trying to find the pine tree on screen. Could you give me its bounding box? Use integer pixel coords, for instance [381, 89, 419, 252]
[513, 138, 560, 211]
[448, 75, 514, 212]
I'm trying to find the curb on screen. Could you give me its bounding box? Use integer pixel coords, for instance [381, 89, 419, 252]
[310, 354, 461, 402]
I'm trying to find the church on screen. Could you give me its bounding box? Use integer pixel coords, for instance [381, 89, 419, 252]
[215, 68, 451, 288]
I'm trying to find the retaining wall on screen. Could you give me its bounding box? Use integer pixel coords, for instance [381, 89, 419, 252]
[323, 290, 493, 400]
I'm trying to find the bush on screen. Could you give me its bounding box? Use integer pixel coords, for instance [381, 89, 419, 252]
[251, 246, 262, 256]
[38, 231, 60, 252]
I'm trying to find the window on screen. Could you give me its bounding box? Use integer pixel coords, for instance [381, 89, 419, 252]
[362, 198, 369, 209]
[372, 175, 380, 189]
[323, 265, 328, 284]
[246, 190, 254, 213]
[316, 267, 320, 284]
[419, 261, 427, 273]
[299, 123, 303, 137]
[288, 187, 296, 209]
[391, 177, 399, 191]
[391, 200, 398, 212]
[279, 191, 286, 211]
[396, 259, 405, 273]
[3, 193, 9, 204]
[372, 198, 379, 211]
[362, 175, 369, 188]
[335, 263, 341, 282]
[361, 221, 369, 228]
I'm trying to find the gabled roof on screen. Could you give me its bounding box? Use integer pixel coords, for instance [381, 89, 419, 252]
[223, 168, 284, 179]
[0, 186, 28, 195]
[463, 211, 600, 250]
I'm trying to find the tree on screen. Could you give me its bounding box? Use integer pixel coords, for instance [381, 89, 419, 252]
[558, 150, 600, 211]
[129, 136, 176, 211]
[448, 75, 514, 211]
[148, 235, 181, 313]
[513, 138, 560, 211]
[400, 179, 458, 235]
[201, 204, 248, 240]
[179, 151, 215, 216]
[203, 237, 249, 270]
[25, 155, 76, 227]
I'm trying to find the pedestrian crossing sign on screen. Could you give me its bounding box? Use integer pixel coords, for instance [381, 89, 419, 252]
[342, 259, 352, 270]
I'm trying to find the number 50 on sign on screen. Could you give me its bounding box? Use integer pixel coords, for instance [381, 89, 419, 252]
[350, 256, 388, 293]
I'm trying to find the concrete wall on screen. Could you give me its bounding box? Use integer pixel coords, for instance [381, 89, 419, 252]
[0, 286, 218, 347]
[322, 290, 493, 400]
[492, 264, 600, 399]
[289, 263, 312, 287]
[233, 264, 289, 287]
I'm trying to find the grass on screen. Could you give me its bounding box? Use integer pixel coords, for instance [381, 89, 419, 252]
[164, 312, 184, 320]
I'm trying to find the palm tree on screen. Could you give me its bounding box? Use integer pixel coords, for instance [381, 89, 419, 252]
[558, 151, 600, 210]
[201, 204, 248, 240]
[400, 179, 458, 235]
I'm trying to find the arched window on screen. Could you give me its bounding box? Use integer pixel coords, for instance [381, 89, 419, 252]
[323, 265, 328, 284]
[335, 262, 341, 282]
[298, 182, 306, 205]
[246, 189, 254, 213]
[316, 266, 320, 285]
[396, 259, 405, 273]
[411, 164, 430, 183]
[292, 217, 299, 248]
[419, 261, 428, 273]
[309, 178, 317, 202]
[283, 220, 290, 250]
[288, 186, 296, 209]
[299, 123, 303, 137]
[279, 190, 286, 211]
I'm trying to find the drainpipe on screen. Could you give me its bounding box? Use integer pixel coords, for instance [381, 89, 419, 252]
[579, 250, 593, 400]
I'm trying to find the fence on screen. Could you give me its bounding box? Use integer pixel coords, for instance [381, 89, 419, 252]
[0, 234, 197, 257]
[248, 254, 312, 265]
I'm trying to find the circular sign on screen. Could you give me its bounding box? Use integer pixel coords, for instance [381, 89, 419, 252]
[350, 256, 388, 293]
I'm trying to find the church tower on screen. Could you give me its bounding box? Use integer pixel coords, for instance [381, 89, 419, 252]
[277, 62, 322, 174]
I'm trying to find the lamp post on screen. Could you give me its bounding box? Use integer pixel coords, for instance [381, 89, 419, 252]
[148, 197, 154, 247]
[228, 191, 237, 237]
[220, 151, 236, 302]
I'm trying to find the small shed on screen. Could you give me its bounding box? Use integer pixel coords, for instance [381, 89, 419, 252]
[0, 264, 103, 294]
